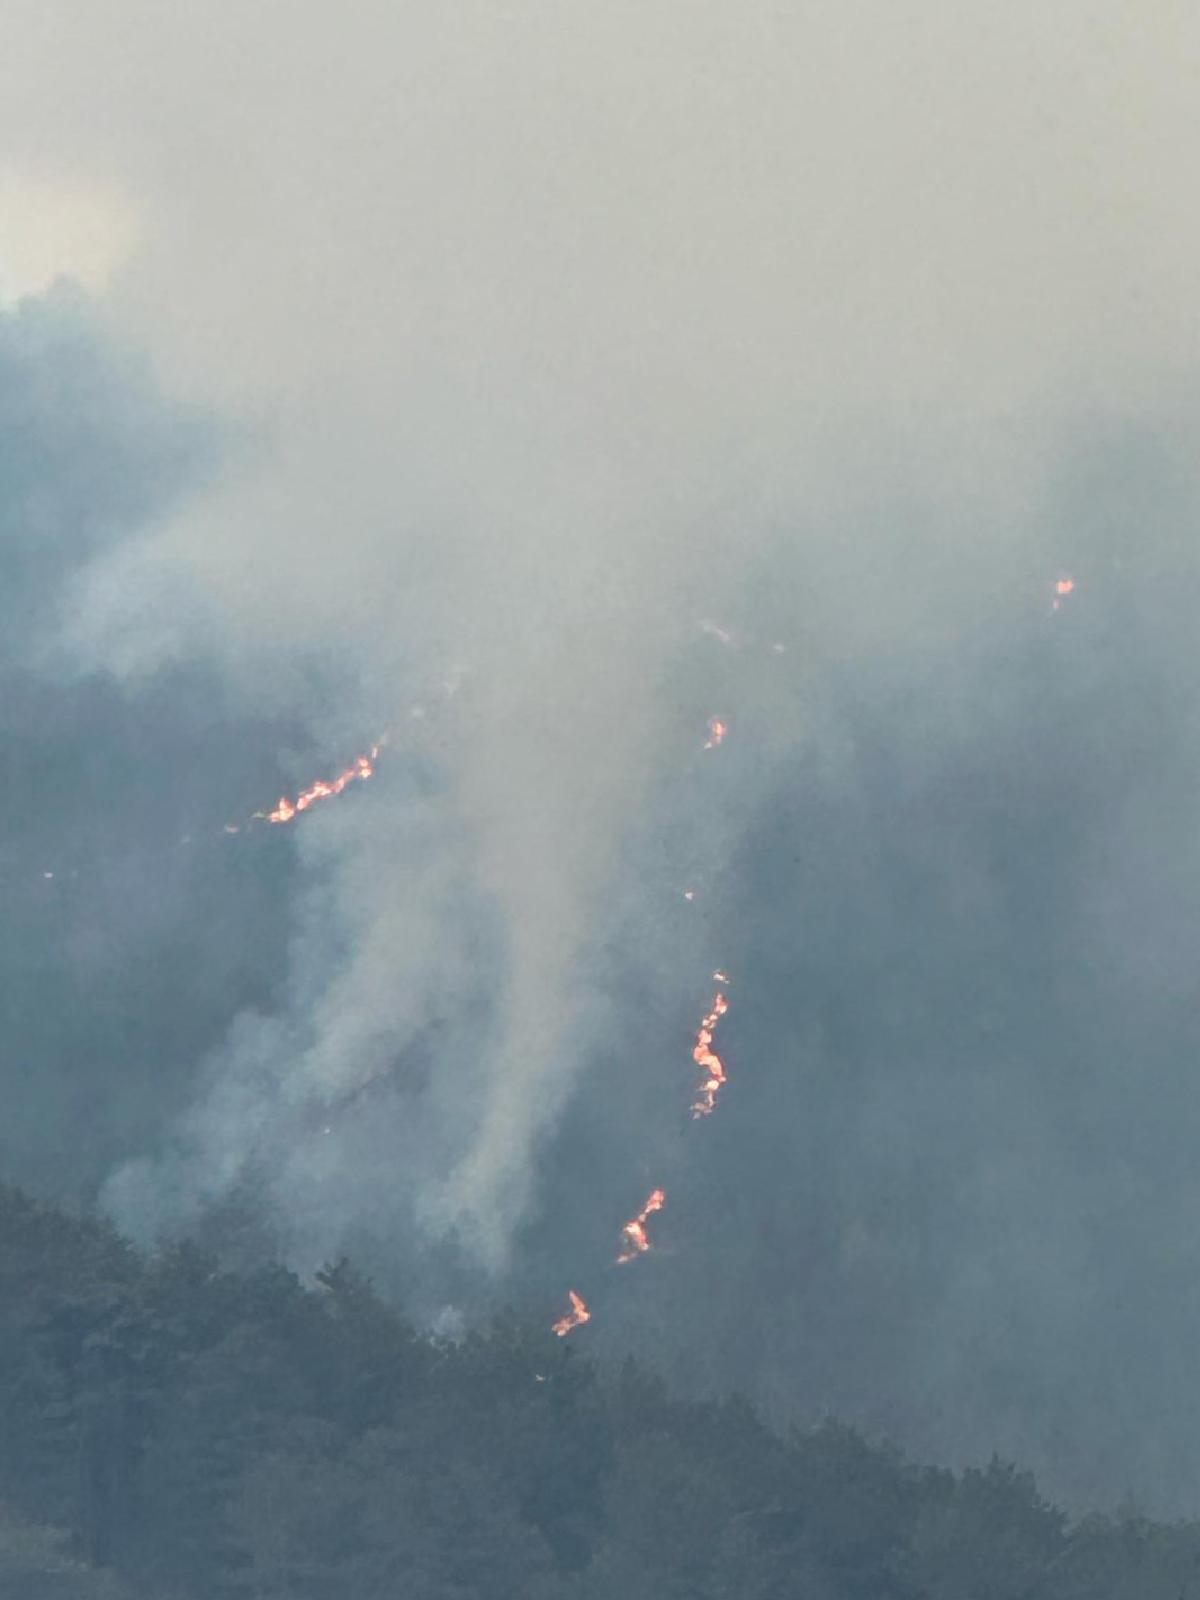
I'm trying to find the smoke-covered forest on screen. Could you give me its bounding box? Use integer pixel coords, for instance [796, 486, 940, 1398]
[7, 4, 1200, 1594]
[3, 1180, 1200, 1600]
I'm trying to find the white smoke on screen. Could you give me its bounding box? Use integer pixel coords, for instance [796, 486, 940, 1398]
[10, 0, 1195, 1268]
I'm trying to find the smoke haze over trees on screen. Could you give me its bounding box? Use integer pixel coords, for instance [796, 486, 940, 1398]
[4, 1179, 1200, 1599]
[4, 1, 1200, 1572]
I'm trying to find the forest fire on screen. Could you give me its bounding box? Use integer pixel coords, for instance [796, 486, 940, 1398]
[552, 1290, 591, 1337]
[616, 1188, 666, 1264]
[703, 717, 728, 750]
[258, 747, 378, 824]
[691, 990, 730, 1117]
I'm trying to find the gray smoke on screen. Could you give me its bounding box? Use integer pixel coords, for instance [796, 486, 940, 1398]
[2, 0, 1200, 1515]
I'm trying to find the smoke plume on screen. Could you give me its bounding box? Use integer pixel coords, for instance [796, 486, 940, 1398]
[2, 0, 1200, 1513]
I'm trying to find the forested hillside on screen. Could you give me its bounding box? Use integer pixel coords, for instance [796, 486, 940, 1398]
[0, 1183, 1196, 1598]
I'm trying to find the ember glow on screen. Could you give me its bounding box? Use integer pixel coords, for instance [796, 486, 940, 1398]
[552, 1289, 591, 1338]
[258, 746, 378, 824]
[691, 990, 730, 1118]
[703, 717, 728, 750]
[616, 1187, 666, 1264]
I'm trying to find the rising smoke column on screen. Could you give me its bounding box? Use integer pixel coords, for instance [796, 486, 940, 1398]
[11, 0, 1200, 1514]
[105, 529, 707, 1279]
[68, 0, 1119, 1307]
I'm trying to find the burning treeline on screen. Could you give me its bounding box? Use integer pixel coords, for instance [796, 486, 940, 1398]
[218, 743, 384, 837]
[552, 1289, 591, 1338]
[691, 988, 730, 1119]
[616, 1188, 666, 1265]
[550, 711, 734, 1339]
[258, 746, 380, 824]
[552, 572, 1079, 1339]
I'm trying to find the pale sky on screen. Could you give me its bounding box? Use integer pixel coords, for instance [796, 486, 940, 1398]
[0, 1, 1196, 418]
[0, 169, 137, 304]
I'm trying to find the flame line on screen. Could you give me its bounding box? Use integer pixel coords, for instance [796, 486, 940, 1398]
[691, 989, 729, 1118]
[552, 1289, 591, 1337]
[252, 744, 380, 826]
[616, 1187, 666, 1264]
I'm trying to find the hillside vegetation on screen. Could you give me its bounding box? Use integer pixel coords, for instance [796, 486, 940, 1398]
[1, 1183, 1196, 1598]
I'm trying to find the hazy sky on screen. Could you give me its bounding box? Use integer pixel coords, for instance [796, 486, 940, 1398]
[3, 0, 1200, 1514]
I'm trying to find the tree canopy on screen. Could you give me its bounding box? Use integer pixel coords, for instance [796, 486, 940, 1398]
[0, 1181, 1195, 1598]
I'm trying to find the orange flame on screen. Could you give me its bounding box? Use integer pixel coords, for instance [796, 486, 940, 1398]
[552, 1289, 591, 1337]
[703, 717, 728, 750]
[616, 1187, 666, 1264]
[259, 747, 379, 825]
[1052, 576, 1076, 612]
[691, 990, 729, 1118]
